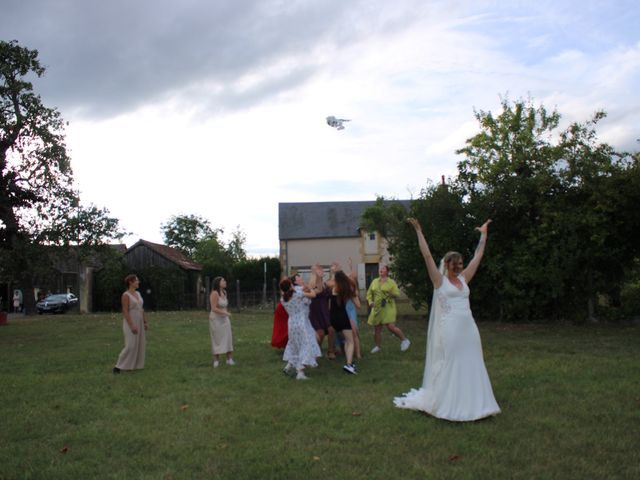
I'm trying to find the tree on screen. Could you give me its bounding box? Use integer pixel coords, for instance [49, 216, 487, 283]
[364, 97, 640, 322]
[226, 226, 247, 263]
[1, 40, 74, 248]
[1, 40, 123, 312]
[161, 214, 219, 257]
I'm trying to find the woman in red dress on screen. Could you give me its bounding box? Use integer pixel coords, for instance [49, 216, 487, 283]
[271, 301, 289, 348]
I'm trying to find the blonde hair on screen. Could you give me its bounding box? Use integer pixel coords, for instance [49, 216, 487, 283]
[442, 251, 463, 273]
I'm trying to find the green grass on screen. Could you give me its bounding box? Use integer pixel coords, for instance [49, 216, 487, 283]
[1, 311, 638, 479]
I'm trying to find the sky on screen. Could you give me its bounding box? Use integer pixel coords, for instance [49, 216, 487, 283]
[2, 0, 639, 256]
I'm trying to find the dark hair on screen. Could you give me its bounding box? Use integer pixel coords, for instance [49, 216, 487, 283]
[212, 276, 225, 294]
[124, 274, 138, 288]
[334, 270, 355, 305]
[280, 278, 294, 302]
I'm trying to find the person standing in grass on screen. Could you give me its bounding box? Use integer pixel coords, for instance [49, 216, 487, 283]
[271, 300, 289, 349]
[394, 218, 500, 422]
[330, 270, 359, 375]
[345, 258, 362, 360]
[308, 263, 336, 359]
[209, 277, 235, 368]
[113, 274, 147, 374]
[281, 274, 321, 380]
[366, 265, 410, 354]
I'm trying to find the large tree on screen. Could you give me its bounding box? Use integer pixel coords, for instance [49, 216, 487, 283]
[1, 40, 123, 312]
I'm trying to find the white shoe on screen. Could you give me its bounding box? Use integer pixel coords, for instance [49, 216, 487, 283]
[296, 371, 308, 380]
[343, 364, 357, 375]
[370, 346, 381, 354]
[213, 360, 220, 368]
[400, 339, 411, 352]
[282, 363, 293, 375]
[226, 359, 236, 366]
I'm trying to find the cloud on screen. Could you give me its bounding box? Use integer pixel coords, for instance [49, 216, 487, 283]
[3, 0, 639, 256]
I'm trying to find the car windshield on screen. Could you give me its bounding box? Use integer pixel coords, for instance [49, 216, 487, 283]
[44, 295, 68, 302]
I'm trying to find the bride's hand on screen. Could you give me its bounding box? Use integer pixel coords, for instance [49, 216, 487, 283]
[475, 219, 492, 234]
[406, 217, 422, 230]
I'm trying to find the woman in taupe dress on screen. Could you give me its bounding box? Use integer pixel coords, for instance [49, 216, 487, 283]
[209, 276, 235, 368]
[113, 274, 147, 373]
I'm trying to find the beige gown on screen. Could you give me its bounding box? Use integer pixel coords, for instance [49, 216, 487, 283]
[209, 295, 233, 354]
[115, 291, 146, 370]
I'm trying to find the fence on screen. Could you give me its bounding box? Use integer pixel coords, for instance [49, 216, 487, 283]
[206, 278, 281, 312]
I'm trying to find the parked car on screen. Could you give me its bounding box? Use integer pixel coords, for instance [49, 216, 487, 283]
[36, 293, 78, 314]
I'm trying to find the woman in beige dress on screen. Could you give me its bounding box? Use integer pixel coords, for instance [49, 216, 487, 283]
[209, 276, 235, 368]
[113, 274, 147, 373]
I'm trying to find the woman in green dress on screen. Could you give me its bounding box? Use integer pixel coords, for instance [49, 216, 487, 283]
[366, 265, 410, 354]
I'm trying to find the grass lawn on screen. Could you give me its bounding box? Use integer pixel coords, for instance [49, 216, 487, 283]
[0, 310, 638, 479]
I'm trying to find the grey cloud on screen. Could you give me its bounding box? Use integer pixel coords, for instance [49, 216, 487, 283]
[2, 0, 424, 120]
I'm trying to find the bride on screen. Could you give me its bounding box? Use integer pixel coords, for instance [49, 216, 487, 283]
[393, 218, 501, 422]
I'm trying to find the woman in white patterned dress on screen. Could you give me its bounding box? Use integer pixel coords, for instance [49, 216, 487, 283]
[209, 276, 235, 368]
[113, 274, 147, 373]
[280, 274, 321, 380]
[394, 218, 500, 421]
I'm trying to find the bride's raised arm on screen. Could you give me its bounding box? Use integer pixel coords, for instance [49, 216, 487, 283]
[407, 218, 442, 289]
[461, 219, 491, 284]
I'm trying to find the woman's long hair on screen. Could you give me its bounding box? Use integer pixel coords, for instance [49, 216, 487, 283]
[334, 270, 355, 305]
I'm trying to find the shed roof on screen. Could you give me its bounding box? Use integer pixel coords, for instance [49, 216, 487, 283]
[126, 240, 202, 271]
[279, 200, 410, 240]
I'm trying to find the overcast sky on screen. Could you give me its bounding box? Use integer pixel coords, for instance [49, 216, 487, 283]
[2, 0, 639, 256]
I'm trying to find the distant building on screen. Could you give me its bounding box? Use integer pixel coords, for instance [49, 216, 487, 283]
[278, 200, 410, 292]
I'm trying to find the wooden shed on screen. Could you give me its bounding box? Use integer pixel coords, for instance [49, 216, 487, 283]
[124, 240, 204, 310]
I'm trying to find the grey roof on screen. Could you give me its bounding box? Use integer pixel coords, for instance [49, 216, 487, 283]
[279, 200, 410, 240]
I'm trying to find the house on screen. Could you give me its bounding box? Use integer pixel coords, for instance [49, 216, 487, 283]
[124, 240, 204, 310]
[278, 200, 410, 292]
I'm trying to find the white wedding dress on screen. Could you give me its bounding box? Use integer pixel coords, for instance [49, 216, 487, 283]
[394, 275, 501, 421]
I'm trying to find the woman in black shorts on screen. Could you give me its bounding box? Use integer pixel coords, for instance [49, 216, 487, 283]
[330, 270, 358, 375]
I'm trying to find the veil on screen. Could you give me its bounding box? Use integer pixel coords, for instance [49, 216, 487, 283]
[393, 257, 446, 411]
[421, 258, 446, 391]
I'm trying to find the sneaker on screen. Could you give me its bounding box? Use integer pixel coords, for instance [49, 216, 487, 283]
[400, 339, 411, 352]
[282, 363, 293, 375]
[112, 367, 121, 374]
[213, 360, 220, 368]
[296, 371, 308, 380]
[343, 364, 357, 375]
[370, 345, 381, 354]
[226, 359, 236, 366]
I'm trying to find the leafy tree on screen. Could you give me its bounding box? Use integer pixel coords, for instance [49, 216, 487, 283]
[364, 97, 640, 322]
[454, 97, 565, 320]
[1, 40, 123, 312]
[161, 214, 219, 257]
[194, 236, 233, 280]
[226, 226, 247, 263]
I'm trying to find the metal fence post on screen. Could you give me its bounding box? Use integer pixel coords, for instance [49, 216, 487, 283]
[236, 279, 241, 311]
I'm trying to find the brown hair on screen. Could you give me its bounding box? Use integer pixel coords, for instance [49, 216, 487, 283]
[280, 277, 294, 302]
[212, 276, 225, 294]
[334, 270, 355, 305]
[124, 274, 138, 288]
